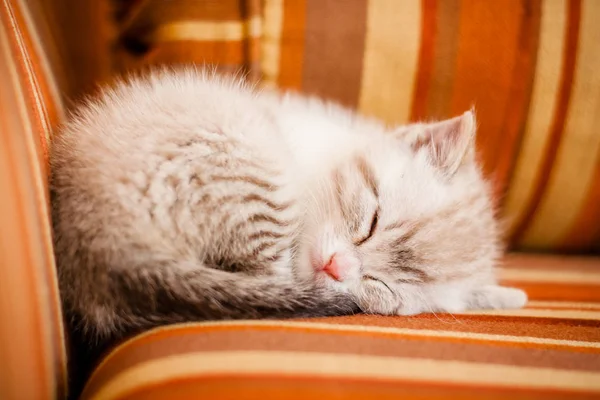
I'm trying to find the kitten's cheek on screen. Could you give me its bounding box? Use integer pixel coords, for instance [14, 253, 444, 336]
[294, 247, 317, 280]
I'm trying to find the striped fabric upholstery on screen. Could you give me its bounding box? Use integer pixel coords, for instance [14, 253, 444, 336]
[114, 0, 262, 81]
[80, 254, 600, 400]
[2, 1, 600, 399]
[0, 0, 68, 399]
[113, 0, 600, 253]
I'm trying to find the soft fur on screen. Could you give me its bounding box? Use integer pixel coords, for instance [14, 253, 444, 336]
[50, 68, 527, 342]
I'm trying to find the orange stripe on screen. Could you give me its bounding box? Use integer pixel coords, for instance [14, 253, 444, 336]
[1, 2, 67, 398]
[311, 315, 600, 342]
[54, 0, 112, 96]
[0, 41, 50, 400]
[410, 0, 437, 121]
[425, 0, 460, 119]
[277, 0, 306, 90]
[21, 0, 71, 105]
[111, 375, 589, 400]
[562, 175, 600, 251]
[2, 0, 52, 177]
[501, 253, 600, 273]
[0, 103, 48, 400]
[495, 0, 542, 200]
[14, 0, 64, 132]
[527, 301, 600, 311]
[10, 6, 69, 393]
[560, 162, 600, 251]
[511, 0, 581, 245]
[504, 281, 600, 303]
[450, 0, 533, 184]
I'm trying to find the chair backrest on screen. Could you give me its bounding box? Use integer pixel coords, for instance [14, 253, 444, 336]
[115, 0, 600, 253]
[0, 0, 71, 398]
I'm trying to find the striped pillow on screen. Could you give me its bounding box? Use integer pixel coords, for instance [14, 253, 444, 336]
[114, 0, 600, 253]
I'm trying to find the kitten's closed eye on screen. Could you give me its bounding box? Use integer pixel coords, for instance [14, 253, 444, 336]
[354, 209, 378, 246]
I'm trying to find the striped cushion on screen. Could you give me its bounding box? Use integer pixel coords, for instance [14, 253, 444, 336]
[0, 0, 68, 398]
[80, 254, 600, 400]
[114, 0, 600, 253]
[114, 0, 262, 81]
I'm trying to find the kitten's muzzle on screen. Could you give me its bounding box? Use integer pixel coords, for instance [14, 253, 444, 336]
[321, 254, 343, 281]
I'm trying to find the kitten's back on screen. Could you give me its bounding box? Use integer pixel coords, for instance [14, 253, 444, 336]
[50, 70, 357, 341]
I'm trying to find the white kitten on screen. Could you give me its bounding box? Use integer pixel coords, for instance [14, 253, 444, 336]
[50, 68, 527, 341]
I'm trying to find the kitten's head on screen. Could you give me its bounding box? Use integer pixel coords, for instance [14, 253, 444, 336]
[298, 111, 527, 315]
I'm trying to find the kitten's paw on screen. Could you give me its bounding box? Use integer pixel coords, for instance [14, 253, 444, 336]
[468, 285, 527, 310]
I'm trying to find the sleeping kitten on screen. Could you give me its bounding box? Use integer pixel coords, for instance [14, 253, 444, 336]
[50, 69, 527, 341]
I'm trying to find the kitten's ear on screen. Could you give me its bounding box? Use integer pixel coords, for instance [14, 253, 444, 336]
[399, 110, 476, 176]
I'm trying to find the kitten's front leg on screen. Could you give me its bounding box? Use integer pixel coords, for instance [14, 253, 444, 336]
[466, 285, 528, 310]
[392, 282, 528, 316]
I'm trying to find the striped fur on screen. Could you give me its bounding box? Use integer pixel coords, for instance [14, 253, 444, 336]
[50, 69, 525, 344]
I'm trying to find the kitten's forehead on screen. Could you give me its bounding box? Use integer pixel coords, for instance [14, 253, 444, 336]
[333, 154, 379, 194]
[351, 145, 444, 209]
[353, 154, 379, 198]
[326, 144, 436, 226]
[331, 155, 379, 228]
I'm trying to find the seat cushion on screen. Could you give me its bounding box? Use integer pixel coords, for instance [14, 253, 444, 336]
[80, 254, 600, 400]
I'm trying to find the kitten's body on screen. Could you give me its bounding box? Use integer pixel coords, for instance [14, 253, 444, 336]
[51, 69, 526, 341]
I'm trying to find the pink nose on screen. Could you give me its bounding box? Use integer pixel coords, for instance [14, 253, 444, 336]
[323, 255, 342, 281]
